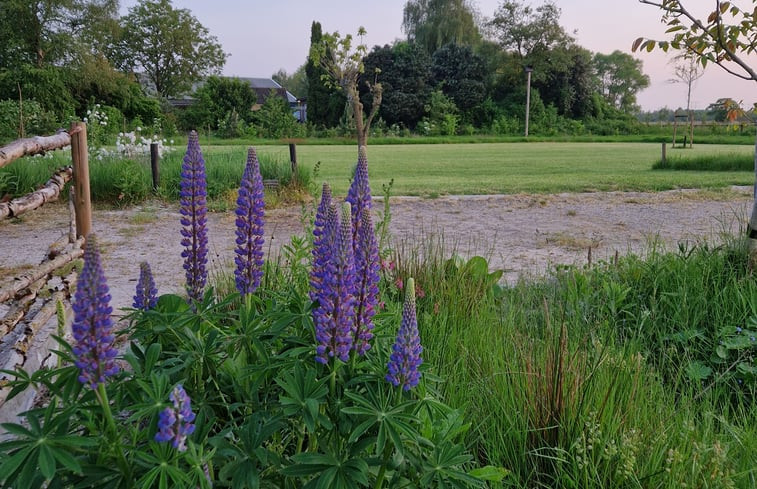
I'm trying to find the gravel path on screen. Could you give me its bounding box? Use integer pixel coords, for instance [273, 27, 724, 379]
[0, 187, 752, 317]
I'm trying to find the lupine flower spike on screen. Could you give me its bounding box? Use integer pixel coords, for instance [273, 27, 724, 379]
[179, 130, 209, 304]
[313, 203, 356, 364]
[310, 183, 332, 303]
[353, 207, 380, 355]
[346, 145, 372, 246]
[133, 261, 158, 310]
[234, 147, 266, 295]
[387, 278, 423, 391]
[72, 234, 119, 389]
[155, 384, 196, 452]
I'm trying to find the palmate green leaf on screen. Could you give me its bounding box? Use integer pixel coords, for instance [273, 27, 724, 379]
[686, 361, 713, 381]
[468, 465, 510, 482]
[38, 444, 56, 480]
[0, 446, 32, 483]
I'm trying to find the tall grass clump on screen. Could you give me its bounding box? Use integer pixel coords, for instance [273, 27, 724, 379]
[653, 152, 755, 171]
[387, 231, 756, 488]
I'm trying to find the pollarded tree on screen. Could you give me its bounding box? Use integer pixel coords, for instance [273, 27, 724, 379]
[633, 0, 757, 261]
[120, 0, 226, 98]
[310, 27, 383, 147]
[594, 50, 650, 113]
[402, 0, 482, 56]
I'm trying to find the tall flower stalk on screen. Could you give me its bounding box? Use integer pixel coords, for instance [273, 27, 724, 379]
[234, 147, 265, 296]
[72, 234, 119, 389]
[179, 130, 209, 304]
[386, 278, 423, 391]
[353, 207, 380, 355]
[310, 183, 332, 303]
[313, 203, 356, 364]
[155, 384, 196, 452]
[133, 261, 158, 310]
[346, 145, 372, 246]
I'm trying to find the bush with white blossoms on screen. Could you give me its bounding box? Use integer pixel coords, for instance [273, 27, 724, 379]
[115, 127, 174, 159]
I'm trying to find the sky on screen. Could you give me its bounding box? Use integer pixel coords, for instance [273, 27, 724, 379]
[119, 0, 757, 111]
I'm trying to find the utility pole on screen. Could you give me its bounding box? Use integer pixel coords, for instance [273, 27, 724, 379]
[524, 66, 533, 138]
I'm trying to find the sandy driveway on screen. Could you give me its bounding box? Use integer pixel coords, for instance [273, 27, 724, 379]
[0, 187, 752, 315]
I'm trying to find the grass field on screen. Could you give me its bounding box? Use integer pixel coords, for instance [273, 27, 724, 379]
[251, 142, 755, 196]
[2, 142, 754, 203]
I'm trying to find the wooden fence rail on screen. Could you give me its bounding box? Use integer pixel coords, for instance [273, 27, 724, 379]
[0, 124, 91, 420]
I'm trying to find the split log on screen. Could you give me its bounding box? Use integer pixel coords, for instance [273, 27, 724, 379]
[0, 237, 84, 303]
[0, 278, 46, 337]
[0, 166, 72, 220]
[0, 130, 71, 169]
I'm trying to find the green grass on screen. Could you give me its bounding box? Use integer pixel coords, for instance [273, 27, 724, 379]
[261, 142, 754, 196]
[1, 142, 753, 205]
[388, 232, 757, 488]
[654, 152, 755, 171]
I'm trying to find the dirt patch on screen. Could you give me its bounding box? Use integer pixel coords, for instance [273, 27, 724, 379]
[0, 187, 752, 318]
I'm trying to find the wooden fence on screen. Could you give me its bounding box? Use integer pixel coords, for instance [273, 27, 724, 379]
[0, 122, 92, 416]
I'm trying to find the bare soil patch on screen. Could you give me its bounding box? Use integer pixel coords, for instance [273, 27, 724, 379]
[1, 187, 752, 317]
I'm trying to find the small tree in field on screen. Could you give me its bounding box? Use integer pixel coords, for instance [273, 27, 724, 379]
[309, 27, 383, 147]
[633, 0, 757, 264]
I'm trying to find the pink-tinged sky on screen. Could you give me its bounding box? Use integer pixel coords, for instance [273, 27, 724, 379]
[120, 0, 756, 111]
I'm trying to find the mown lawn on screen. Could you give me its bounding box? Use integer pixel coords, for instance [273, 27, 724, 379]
[252, 142, 755, 196]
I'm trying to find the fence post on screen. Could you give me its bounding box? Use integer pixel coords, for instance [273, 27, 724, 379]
[661, 142, 666, 165]
[289, 143, 298, 183]
[70, 121, 92, 238]
[150, 143, 160, 191]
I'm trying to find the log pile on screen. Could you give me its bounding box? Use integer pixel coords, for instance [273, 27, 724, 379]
[0, 166, 73, 220]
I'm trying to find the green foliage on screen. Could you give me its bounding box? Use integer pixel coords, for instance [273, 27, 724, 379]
[594, 50, 650, 113]
[420, 90, 459, 136]
[402, 0, 482, 56]
[0, 236, 502, 488]
[272, 65, 308, 100]
[120, 0, 227, 98]
[431, 44, 486, 123]
[306, 21, 346, 128]
[0, 100, 59, 142]
[361, 42, 432, 129]
[249, 92, 305, 140]
[181, 76, 256, 132]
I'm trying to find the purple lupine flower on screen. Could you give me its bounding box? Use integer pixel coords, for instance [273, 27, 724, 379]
[309, 183, 332, 303]
[313, 203, 356, 364]
[72, 235, 119, 389]
[133, 261, 158, 310]
[352, 207, 380, 355]
[234, 147, 266, 296]
[179, 131, 209, 304]
[386, 278, 423, 391]
[345, 146, 372, 247]
[155, 384, 196, 452]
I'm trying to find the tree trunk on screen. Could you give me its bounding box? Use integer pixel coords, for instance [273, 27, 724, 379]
[749, 126, 757, 268]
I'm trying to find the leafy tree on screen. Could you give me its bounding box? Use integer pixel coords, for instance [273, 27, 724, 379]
[593, 50, 650, 113]
[431, 43, 486, 123]
[402, 0, 481, 56]
[489, 0, 574, 59]
[633, 0, 757, 261]
[305, 21, 346, 128]
[249, 91, 304, 139]
[534, 45, 598, 119]
[182, 76, 256, 131]
[120, 0, 226, 98]
[272, 65, 308, 99]
[0, 0, 119, 68]
[361, 42, 432, 129]
[310, 27, 383, 147]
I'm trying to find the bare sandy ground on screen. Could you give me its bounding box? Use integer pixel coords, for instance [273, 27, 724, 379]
[0, 187, 752, 316]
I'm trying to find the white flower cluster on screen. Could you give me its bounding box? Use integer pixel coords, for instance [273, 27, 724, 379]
[83, 104, 108, 127]
[114, 130, 174, 159]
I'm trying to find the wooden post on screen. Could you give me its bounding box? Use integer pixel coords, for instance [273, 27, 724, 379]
[661, 142, 667, 165]
[289, 143, 298, 182]
[150, 142, 160, 191]
[70, 122, 92, 238]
